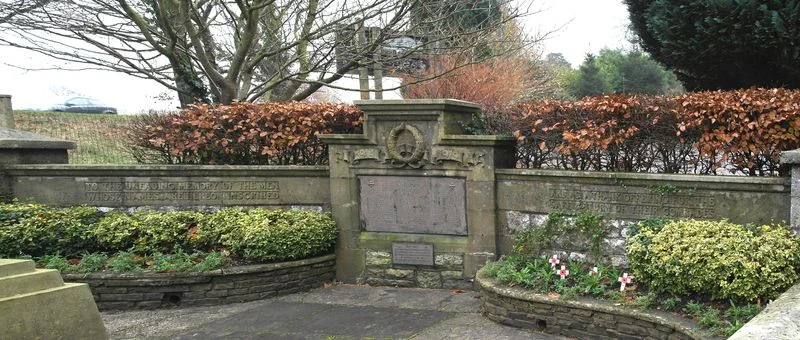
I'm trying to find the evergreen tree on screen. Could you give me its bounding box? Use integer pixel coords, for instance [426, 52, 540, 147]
[570, 54, 612, 98]
[625, 0, 800, 90]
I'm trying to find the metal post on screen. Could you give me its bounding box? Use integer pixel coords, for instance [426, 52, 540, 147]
[357, 29, 371, 100]
[370, 27, 383, 100]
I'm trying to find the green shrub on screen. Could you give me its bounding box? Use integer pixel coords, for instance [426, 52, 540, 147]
[74, 252, 108, 273]
[40, 254, 70, 272]
[193, 251, 230, 272]
[192, 208, 248, 250]
[1, 202, 338, 269]
[226, 209, 337, 262]
[149, 251, 196, 272]
[90, 211, 139, 251]
[627, 219, 800, 302]
[92, 210, 202, 254]
[0, 204, 103, 257]
[132, 211, 202, 254]
[106, 251, 143, 272]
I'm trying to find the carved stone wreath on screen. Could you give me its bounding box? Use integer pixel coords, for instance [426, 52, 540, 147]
[386, 123, 426, 165]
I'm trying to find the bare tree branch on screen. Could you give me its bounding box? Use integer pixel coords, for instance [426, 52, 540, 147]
[0, 0, 547, 106]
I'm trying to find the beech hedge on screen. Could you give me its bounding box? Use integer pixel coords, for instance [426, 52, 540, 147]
[128, 102, 362, 165]
[508, 88, 800, 176]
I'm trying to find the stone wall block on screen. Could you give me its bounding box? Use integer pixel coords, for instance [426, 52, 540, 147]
[385, 268, 414, 279]
[505, 210, 530, 234]
[435, 253, 463, 267]
[415, 271, 442, 288]
[366, 251, 391, 266]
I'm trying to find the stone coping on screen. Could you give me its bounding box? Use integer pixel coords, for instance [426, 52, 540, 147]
[354, 99, 481, 112]
[475, 269, 711, 340]
[497, 168, 789, 191]
[780, 149, 800, 164]
[62, 254, 336, 310]
[0, 164, 329, 177]
[0, 128, 76, 150]
[729, 283, 800, 339]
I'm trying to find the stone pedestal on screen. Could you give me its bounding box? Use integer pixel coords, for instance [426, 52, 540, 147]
[0, 259, 108, 339]
[780, 149, 800, 236]
[0, 128, 75, 164]
[320, 99, 515, 288]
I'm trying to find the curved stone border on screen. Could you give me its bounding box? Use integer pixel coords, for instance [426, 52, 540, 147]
[62, 254, 335, 310]
[728, 283, 800, 339]
[476, 269, 708, 340]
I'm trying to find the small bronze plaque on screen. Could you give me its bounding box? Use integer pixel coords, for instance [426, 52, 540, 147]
[392, 243, 434, 266]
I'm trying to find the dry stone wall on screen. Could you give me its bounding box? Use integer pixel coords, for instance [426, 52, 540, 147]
[62, 255, 335, 310]
[477, 271, 707, 340]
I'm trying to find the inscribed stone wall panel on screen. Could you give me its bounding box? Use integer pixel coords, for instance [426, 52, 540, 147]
[10, 173, 329, 208]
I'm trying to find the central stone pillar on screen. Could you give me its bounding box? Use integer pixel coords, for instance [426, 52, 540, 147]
[320, 99, 515, 288]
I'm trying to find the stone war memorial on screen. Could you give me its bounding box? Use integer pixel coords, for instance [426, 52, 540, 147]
[320, 100, 516, 288]
[0, 99, 793, 284]
[2, 99, 800, 338]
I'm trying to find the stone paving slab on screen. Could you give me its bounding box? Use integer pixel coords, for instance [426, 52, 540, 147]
[102, 284, 563, 340]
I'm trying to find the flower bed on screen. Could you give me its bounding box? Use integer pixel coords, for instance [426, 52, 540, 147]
[63, 254, 335, 310]
[476, 269, 708, 339]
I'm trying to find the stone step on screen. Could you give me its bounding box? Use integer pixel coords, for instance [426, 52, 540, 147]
[0, 268, 65, 299]
[0, 283, 107, 340]
[0, 259, 35, 277]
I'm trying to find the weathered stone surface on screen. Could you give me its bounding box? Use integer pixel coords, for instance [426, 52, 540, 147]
[440, 270, 463, 280]
[505, 210, 530, 234]
[435, 253, 463, 267]
[496, 170, 788, 225]
[603, 238, 626, 255]
[416, 271, 442, 289]
[360, 176, 467, 235]
[0, 259, 107, 339]
[5, 165, 330, 208]
[729, 283, 800, 340]
[385, 268, 414, 279]
[366, 251, 391, 266]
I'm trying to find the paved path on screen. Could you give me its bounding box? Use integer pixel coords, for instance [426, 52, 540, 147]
[102, 284, 564, 340]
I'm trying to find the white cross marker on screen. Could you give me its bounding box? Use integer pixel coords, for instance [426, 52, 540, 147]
[556, 265, 569, 280]
[548, 255, 560, 268]
[591, 267, 598, 276]
[618, 273, 634, 291]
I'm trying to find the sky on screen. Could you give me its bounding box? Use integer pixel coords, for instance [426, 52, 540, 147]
[0, 0, 630, 113]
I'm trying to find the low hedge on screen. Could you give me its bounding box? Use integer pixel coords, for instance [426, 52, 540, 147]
[627, 219, 800, 302]
[0, 202, 338, 264]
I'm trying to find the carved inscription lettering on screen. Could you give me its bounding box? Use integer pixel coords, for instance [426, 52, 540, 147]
[548, 188, 716, 219]
[83, 180, 280, 204]
[359, 176, 467, 235]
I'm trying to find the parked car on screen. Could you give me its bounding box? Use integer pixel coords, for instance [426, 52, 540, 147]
[51, 97, 118, 114]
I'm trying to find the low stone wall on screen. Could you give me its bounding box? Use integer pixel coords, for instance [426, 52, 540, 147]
[476, 270, 707, 340]
[496, 169, 790, 266]
[2, 165, 330, 209]
[62, 254, 335, 310]
[362, 250, 469, 290]
[729, 283, 800, 339]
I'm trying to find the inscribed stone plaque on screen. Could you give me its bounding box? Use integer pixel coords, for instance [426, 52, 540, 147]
[81, 179, 280, 206]
[359, 176, 467, 235]
[392, 243, 434, 266]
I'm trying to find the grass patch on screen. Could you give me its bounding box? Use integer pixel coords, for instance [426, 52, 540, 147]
[12, 110, 138, 164]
